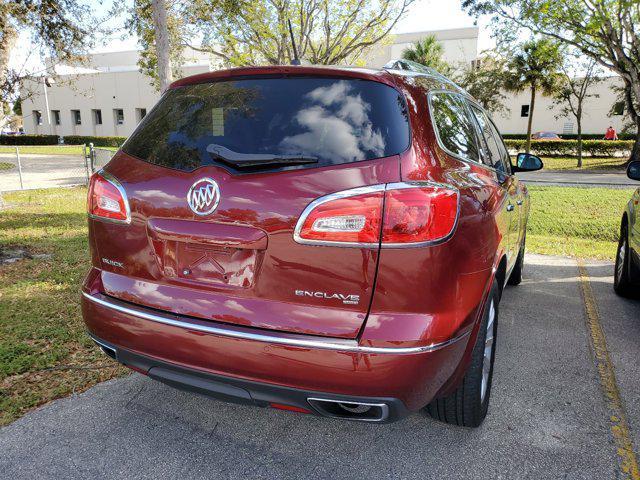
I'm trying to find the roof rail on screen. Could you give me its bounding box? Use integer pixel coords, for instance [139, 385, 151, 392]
[383, 59, 467, 94]
[383, 59, 439, 75]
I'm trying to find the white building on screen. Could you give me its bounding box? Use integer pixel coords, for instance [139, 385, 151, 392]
[365, 27, 479, 70]
[21, 29, 481, 138]
[20, 28, 627, 138]
[492, 76, 627, 136]
[21, 49, 211, 137]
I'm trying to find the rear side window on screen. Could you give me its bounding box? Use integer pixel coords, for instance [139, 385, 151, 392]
[469, 105, 511, 174]
[470, 104, 502, 169]
[122, 77, 409, 173]
[429, 92, 480, 163]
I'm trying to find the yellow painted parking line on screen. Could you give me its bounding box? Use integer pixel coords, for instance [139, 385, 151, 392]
[577, 259, 640, 479]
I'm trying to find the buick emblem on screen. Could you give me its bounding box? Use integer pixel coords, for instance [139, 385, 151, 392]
[187, 178, 221, 216]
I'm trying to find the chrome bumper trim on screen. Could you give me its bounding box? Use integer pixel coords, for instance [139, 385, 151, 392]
[82, 291, 470, 355]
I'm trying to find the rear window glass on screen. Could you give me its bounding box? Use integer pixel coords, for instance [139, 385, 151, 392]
[122, 77, 410, 172]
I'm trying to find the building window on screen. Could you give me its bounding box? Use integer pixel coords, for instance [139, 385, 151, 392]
[562, 121, 574, 135]
[93, 109, 103, 125]
[114, 109, 124, 125]
[33, 110, 43, 126]
[520, 105, 530, 117]
[613, 101, 625, 116]
[52, 110, 61, 126]
[136, 108, 147, 122]
[72, 110, 82, 125]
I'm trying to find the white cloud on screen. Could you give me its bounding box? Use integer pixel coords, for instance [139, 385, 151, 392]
[280, 81, 385, 162]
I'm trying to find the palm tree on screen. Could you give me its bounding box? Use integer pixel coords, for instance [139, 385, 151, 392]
[504, 38, 564, 154]
[402, 35, 452, 75]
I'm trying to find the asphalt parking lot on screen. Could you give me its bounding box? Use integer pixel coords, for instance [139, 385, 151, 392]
[518, 170, 638, 187]
[0, 254, 639, 479]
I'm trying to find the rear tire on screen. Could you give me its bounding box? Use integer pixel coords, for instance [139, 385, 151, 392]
[507, 235, 525, 286]
[614, 221, 635, 298]
[425, 280, 499, 427]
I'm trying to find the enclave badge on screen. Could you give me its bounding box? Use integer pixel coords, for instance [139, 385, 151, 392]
[187, 178, 221, 216]
[295, 290, 360, 305]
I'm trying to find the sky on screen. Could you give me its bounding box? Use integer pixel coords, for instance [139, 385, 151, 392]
[395, 0, 493, 49]
[9, 0, 494, 73]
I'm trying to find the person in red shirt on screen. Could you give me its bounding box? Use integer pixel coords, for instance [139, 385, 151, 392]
[604, 126, 618, 140]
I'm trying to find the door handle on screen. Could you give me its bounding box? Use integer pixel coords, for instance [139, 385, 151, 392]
[506, 204, 515, 212]
[516, 200, 523, 206]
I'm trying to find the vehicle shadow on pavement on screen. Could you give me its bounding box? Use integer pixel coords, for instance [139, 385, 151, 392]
[0, 255, 638, 479]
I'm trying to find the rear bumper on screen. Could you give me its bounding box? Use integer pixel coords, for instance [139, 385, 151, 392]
[81, 290, 470, 418]
[90, 333, 408, 422]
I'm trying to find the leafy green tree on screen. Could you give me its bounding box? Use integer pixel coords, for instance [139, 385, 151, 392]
[12, 97, 21, 116]
[0, 1, 94, 105]
[455, 52, 508, 114]
[127, 0, 189, 90]
[130, 0, 414, 81]
[463, 0, 640, 162]
[0, 0, 99, 134]
[401, 35, 452, 75]
[503, 38, 563, 153]
[552, 54, 602, 167]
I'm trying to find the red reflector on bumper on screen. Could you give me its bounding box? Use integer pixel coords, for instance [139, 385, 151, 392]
[270, 402, 311, 414]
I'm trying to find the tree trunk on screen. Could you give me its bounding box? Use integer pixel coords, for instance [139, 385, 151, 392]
[525, 84, 536, 154]
[0, 21, 18, 128]
[152, 0, 173, 92]
[621, 77, 640, 164]
[576, 118, 583, 168]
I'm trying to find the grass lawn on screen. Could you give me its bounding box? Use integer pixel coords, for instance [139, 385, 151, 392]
[0, 184, 633, 425]
[0, 145, 119, 156]
[540, 156, 627, 171]
[527, 186, 633, 259]
[0, 145, 86, 156]
[0, 187, 127, 426]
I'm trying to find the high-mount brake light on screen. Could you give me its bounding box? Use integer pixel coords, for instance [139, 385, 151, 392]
[294, 182, 458, 247]
[87, 171, 131, 223]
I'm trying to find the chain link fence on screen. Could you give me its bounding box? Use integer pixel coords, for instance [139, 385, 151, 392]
[89, 146, 117, 173]
[0, 144, 117, 193]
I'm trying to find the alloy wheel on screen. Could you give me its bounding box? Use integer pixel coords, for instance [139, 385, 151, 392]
[616, 236, 626, 284]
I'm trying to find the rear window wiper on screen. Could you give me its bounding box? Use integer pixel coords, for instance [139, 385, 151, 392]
[206, 143, 318, 168]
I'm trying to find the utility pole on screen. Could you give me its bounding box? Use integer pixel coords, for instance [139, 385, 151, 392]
[42, 77, 55, 135]
[43, 77, 51, 134]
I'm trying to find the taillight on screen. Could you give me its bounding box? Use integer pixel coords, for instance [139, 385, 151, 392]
[295, 185, 385, 246]
[294, 182, 458, 247]
[87, 171, 130, 223]
[382, 183, 458, 245]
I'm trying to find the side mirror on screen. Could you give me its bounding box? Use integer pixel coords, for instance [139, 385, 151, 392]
[513, 152, 544, 172]
[627, 160, 640, 181]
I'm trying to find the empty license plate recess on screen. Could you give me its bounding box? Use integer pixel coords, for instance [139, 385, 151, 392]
[146, 218, 267, 288]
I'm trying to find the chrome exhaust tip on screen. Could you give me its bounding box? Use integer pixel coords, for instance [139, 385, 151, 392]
[307, 398, 389, 422]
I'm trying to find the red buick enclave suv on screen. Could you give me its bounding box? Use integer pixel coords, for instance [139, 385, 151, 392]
[81, 61, 542, 426]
